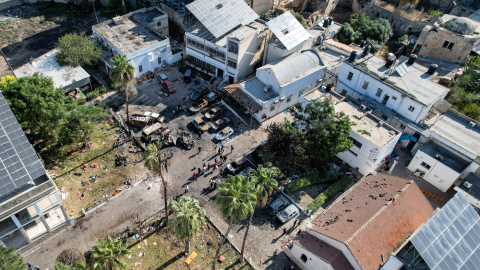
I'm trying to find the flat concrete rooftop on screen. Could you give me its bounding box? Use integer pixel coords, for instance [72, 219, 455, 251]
[421, 141, 470, 173]
[304, 90, 399, 148]
[93, 8, 167, 55]
[350, 55, 450, 106]
[241, 77, 279, 102]
[187, 19, 265, 47]
[429, 110, 480, 157]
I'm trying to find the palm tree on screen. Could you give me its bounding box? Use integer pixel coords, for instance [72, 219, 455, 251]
[212, 175, 256, 270]
[170, 196, 207, 254]
[240, 165, 278, 261]
[110, 54, 135, 136]
[92, 236, 130, 270]
[144, 143, 170, 224]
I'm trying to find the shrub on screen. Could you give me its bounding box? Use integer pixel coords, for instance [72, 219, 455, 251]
[307, 175, 352, 212]
[86, 90, 99, 101]
[287, 173, 339, 193]
[307, 193, 328, 212]
[98, 86, 107, 95]
[336, 23, 355, 44]
[0, 75, 16, 89]
[76, 98, 86, 105]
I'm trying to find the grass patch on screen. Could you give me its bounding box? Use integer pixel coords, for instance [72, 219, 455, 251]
[307, 175, 352, 212]
[286, 173, 339, 193]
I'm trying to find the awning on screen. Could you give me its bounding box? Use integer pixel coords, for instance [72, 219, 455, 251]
[399, 134, 418, 142]
[223, 77, 263, 113]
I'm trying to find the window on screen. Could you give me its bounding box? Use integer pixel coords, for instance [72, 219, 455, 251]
[287, 96, 292, 103]
[270, 105, 275, 111]
[157, 21, 161, 26]
[408, 106, 415, 112]
[157, 57, 162, 64]
[399, 124, 406, 130]
[392, 96, 397, 100]
[421, 162, 431, 170]
[139, 65, 143, 72]
[228, 42, 239, 54]
[348, 150, 358, 157]
[257, 43, 262, 50]
[227, 59, 237, 69]
[376, 88, 383, 97]
[341, 89, 347, 96]
[301, 254, 308, 263]
[443, 41, 455, 50]
[347, 72, 353, 81]
[349, 137, 362, 148]
[362, 81, 369, 89]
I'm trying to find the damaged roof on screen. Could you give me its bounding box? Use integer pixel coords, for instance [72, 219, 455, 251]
[311, 173, 434, 270]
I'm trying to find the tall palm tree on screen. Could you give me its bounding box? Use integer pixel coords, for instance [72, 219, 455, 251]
[110, 54, 135, 136]
[240, 165, 278, 261]
[212, 175, 256, 270]
[92, 236, 130, 270]
[170, 196, 207, 254]
[144, 143, 170, 224]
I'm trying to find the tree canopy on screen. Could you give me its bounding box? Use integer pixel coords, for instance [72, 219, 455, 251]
[336, 14, 391, 51]
[2, 74, 67, 141]
[56, 32, 101, 67]
[0, 246, 24, 270]
[266, 100, 352, 172]
[92, 236, 130, 270]
[59, 105, 109, 145]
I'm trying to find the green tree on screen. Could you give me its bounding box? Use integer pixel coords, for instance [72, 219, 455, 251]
[212, 175, 256, 270]
[265, 122, 307, 171]
[59, 105, 109, 145]
[144, 143, 170, 224]
[293, 100, 353, 163]
[462, 103, 480, 120]
[2, 74, 66, 143]
[240, 165, 278, 261]
[0, 246, 24, 270]
[92, 236, 130, 270]
[336, 23, 355, 44]
[56, 32, 101, 67]
[110, 54, 135, 136]
[0, 75, 16, 89]
[170, 196, 207, 254]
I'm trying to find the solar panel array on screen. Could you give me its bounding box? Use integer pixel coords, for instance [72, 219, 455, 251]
[186, 0, 259, 39]
[265, 11, 311, 50]
[411, 193, 480, 270]
[0, 92, 46, 197]
[395, 62, 409, 77]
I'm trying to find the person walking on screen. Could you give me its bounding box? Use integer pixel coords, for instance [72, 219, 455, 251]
[214, 158, 218, 164]
[185, 185, 189, 193]
[207, 163, 211, 171]
[27, 263, 33, 270]
[230, 145, 234, 153]
[197, 167, 201, 175]
[198, 131, 202, 140]
[221, 144, 225, 153]
[193, 173, 197, 181]
[213, 163, 217, 172]
[203, 163, 206, 174]
[282, 228, 287, 236]
[198, 147, 202, 154]
[170, 149, 173, 157]
[296, 229, 302, 236]
[292, 219, 298, 228]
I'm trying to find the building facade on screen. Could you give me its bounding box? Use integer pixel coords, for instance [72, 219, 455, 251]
[0, 92, 70, 249]
[92, 7, 179, 78]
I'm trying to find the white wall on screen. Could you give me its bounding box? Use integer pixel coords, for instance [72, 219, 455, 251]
[127, 40, 171, 77]
[336, 129, 401, 175]
[407, 150, 463, 192]
[286, 243, 335, 270]
[335, 63, 429, 124]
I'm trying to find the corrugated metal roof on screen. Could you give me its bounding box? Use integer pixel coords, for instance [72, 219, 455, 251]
[0, 92, 46, 198]
[13, 49, 90, 92]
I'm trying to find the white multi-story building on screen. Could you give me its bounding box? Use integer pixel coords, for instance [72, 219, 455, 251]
[185, 0, 268, 84]
[92, 7, 180, 78]
[334, 53, 450, 141]
[300, 91, 401, 175]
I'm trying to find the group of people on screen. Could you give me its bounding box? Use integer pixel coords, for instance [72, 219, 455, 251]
[26, 263, 41, 270]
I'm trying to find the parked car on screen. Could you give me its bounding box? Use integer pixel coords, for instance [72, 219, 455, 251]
[192, 117, 209, 133]
[189, 99, 208, 114]
[159, 73, 168, 81]
[205, 92, 217, 102]
[190, 87, 209, 101]
[276, 205, 299, 224]
[184, 69, 192, 83]
[215, 127, 234, 142]
[205, 107, 223, 119]
[239, 166, 253, 177]
[266, 196, 289, 216]
[210, 117, 231, 131]
[162, 80, 176, 93]
[226, 157, 245, 175]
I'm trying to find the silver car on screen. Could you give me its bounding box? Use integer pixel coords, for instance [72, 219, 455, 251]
[276, 205, 299, 223]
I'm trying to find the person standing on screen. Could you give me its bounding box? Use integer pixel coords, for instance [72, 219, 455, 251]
[230, 145, 234, 153]
[292, 219, 298, 228]
[282, 228, 287, 236]
[198, 147, 202, 154]
[203, 163, 206, 174]
[213, 163, 217, 172]
[185, 185, 189, 193]
[197, 167, 201, 175]
[170, 149, 173, 157]
[193, 173, 197, 181]
[27, 263, 33, 270]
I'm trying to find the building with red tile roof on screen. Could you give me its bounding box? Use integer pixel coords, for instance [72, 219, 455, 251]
[284, 173, 434, 270]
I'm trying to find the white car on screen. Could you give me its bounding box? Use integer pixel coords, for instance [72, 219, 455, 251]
[205, 92, 217, 102]
[276, 205, 299, 224]
[215, 127, 234, 142]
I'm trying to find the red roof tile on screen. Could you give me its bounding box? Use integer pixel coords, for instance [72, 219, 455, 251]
[294, 232, 354, 270]
[311, 173, 434, 270]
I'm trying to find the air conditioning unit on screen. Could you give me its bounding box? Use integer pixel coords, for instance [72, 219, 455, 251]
[280, 97, 285, 102]
[435, 154, 443, 160]
[273, 100, 279, 104]
[469, 121, 476, 127]
[464, 181, 473, 189]
[361, 105, 367, 110]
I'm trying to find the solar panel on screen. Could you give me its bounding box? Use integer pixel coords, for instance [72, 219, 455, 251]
[186, 0, 259, 38]
[0, 92, 46, 197]
[411, 193, 480, 270]
[265, 11, 311, 50]
[395, 62, 409, 77]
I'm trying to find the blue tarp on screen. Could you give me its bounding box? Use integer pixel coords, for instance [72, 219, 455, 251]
[399, 135, 418, 142]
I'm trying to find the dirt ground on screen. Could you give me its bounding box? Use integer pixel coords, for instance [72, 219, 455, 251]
[0, 3, 104, 76]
